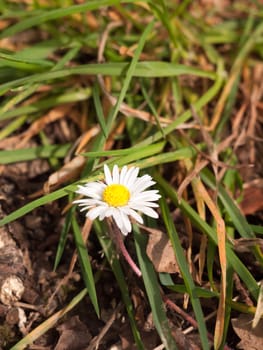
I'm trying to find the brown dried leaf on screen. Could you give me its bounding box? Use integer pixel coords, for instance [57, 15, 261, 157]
[240, 185, 263, 215]
[17, 104, 74, 148]
[232, 314, 263, 350]
[55, 315, 91, 350]
[119, 323, 158, 350]
[143, 226, 180, 274]
[43, 155, 86, 193]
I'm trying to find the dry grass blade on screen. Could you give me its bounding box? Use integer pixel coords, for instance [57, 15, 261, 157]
[191, 178, 226, 350]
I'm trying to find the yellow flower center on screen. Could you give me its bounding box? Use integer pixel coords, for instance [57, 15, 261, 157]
[102, 184, 130, 207]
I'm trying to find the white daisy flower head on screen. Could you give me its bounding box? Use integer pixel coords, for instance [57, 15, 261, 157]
[73, 164, 161, 235]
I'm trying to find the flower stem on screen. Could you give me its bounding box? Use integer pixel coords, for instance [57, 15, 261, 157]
[109, 220, 142, 277]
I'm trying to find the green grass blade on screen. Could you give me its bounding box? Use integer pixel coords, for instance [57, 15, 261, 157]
[53, 204, 74, 271]
[82, 141, 165, 159]
[133, 225, 178, 350]
[92, 80, 107, 138]
[250, 225, 263, 235]
[227, 248, 259, 300]
[94, 221, 144, 349]
[0, 184, 75, 226]
[159, 197, 210, 350]
[0, 61, 216, 96]
[0, 87, 92, 121]
[0, 115, 27, 140]
[72, 216, 99, 316]
[0, 144, 71, 164]
[0, 52, 53, 71]
[201, 169, 263, 266]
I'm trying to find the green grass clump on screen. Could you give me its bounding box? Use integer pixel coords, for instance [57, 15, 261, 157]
[0, 1, 263, 349]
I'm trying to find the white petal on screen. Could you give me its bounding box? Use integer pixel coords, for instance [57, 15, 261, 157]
[87, 206, 106, 220]
[77, 205, 92, 212]
[120, 210, 132, 233]
[122, 207, 143, 224]
[112, 209, 131, 235]
[119, 166, 128, 184]
[98, 206, 111, 220]
[112, 209, 123, 231]
[73, 198, 104, 206]
[130, 201, 159, 208]
[131, 190, 160, 202]
[112, 164, 120, 183]
[83, 182, 104, 190]
[123, 167, 139, 188]
[132, 175, 155, 193]
[75, 183, 105, 199]
[104, 164, 113, 185]
[129, 205, 159, 218]
[104, 207, 115, 217]
[122, 167, 134, 184]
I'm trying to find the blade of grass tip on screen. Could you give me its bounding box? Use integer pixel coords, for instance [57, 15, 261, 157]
[53, 204, 74, 271]
[72, 216, 99, 316]
[10, 288, 88, 350]
[94, 221, 144, 349]
[159, 196, 210, 350]
[133, 224, 178, 350]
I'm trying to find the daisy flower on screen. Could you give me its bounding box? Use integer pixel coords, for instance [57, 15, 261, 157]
[73, 164, 161, 235]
